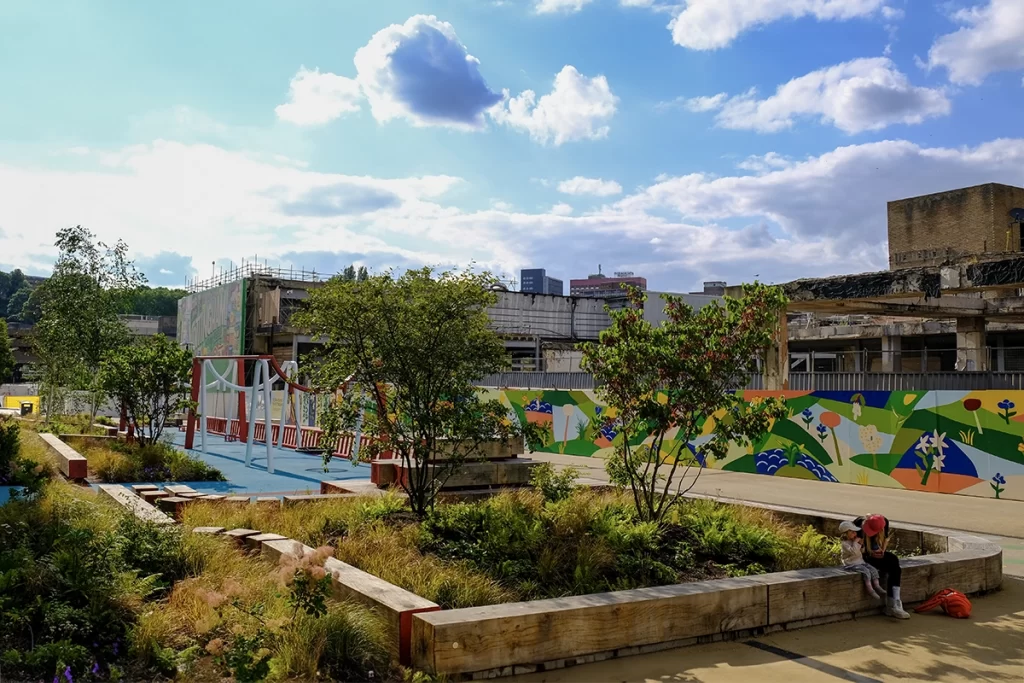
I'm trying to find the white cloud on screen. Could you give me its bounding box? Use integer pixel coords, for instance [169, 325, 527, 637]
[684, 93, 727, 112]
[736, 152, 793, 173]
[666, 0, 887, 50]
[557, 176, 623, 196]
[688, 58, 949, 133]
[534, 0, 594, 13]
[551, 202, 574, 215]
[927, 0, 1024, 85]
[491, 200, 514, 211]
[6, 132, 1024, 292]
[275, 67, 363, 125]
[353, 15, 503, 129]
[490, 65, 619, 145]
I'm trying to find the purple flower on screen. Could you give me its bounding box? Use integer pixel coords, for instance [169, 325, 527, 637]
[92, 662, 100, 675]
[63, 666, 73, 683]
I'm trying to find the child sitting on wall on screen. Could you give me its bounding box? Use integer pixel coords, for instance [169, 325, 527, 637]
[839, 520, 883, 599]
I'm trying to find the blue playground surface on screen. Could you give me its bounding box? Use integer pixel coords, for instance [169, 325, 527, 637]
[91, 431, 372, 497]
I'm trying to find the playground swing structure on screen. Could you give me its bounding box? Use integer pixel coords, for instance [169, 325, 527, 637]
[184, 355, 367, 475]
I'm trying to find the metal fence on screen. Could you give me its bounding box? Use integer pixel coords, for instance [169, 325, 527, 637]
[478, 371, 1024, 391]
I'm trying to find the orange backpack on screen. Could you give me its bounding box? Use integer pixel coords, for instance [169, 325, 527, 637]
[914, 589, 972, 619]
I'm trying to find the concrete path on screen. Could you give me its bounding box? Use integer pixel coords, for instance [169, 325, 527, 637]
[514, 577, 1024, 683]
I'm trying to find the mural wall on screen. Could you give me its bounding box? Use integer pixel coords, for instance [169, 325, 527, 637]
[177, 281, 246, 357]
[484, 388, 1023, 501]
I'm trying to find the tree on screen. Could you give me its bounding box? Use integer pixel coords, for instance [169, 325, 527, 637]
[580, 284, 789, 523]
[99, 334, 192, 447]
[33, 226, 145, 421]
[125, 286, 188, 316]
[0, 319, 14, 383]
[296, 267, 531, 517]
[5, 286, 30, 322]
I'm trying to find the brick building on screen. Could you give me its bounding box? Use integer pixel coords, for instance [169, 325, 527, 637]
[888, 183, 1024, 269]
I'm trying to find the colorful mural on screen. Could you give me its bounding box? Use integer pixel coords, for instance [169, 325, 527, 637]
[176, 281, 246, 357]
[484, 388, 1024, 501]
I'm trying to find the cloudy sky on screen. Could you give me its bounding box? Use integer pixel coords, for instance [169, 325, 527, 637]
[1, 1, 1023, 290]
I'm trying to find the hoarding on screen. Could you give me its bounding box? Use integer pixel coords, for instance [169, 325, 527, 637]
[177, 280, 246, 356]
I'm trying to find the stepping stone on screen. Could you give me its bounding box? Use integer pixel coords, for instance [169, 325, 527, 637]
[156, 496, 192, 520]
[245, 533, 287, 550]
[178, 492, 205, 499]
[255, 497, 281, 508]
[141, 490, 171, 504]
[164, 485, 198, 495]
[224, 495, 252, 505]
[283, 493, 360, 507]
[130, 484, 160, 496]
[223, 528, 261, 543]
[192, 527, 225, 535]
[199, 494, 226, 501]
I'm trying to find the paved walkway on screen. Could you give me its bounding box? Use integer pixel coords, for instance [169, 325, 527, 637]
[160, 431, 371, 495]
[514, 577, 1024, 683]
[511, 453, 1024, 682]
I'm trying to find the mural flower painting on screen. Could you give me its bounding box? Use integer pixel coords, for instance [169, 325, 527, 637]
[998, 399, 1016, 424]
[800, 408, 814, 430]
[819, 411, 844, 466]
[962, 398, 984, 434]
[816, 422, 828, 443]
[991, 473, 1006, 499]
[859, 424, 883, 470]
[850, 394, 865, 421]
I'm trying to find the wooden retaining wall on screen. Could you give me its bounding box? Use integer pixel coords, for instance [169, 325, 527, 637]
[410, 516, 1003, 678]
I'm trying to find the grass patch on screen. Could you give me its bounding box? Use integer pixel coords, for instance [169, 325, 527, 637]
[81, 440, 224, 483]
[23, 413, 109, 436]
[185, 488, 846, 608]
[1, 425, 391, 682]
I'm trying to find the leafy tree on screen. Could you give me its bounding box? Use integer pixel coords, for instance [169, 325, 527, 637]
[99, 334, 192, 447]
[33, 226, 146, 421]
[18, 286, 43, 325]
[5, 286, 30, 322]
[296, 267, 532, 517]
[8, 268, 25, 296]
[125, 286, 188, 316]
[341, 265, 356, 282]
[0, 318, 14, 382]
[580, 284, 789, 523]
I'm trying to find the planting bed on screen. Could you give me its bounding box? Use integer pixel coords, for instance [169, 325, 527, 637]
[102, 484, 1004, 681]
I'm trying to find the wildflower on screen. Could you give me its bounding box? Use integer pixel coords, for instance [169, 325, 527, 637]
[932, 432, 947, 456]
[993, 473, 1006, 485]
[816, 423, 827, 435]
[932, 454, 945, 472]
[63, 666, 73, 683]
[91, 662, 100, 676]
[998, 399, 1015, 411]
[205, 638, 226, 656]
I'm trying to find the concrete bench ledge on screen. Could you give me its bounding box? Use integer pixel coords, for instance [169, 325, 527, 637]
[411, 519, 1003, 679]
[372, 459, 538, 490]
[321, 480, 387, 496]
[98, 485, 175, 526]
[39, 433, 88, 479]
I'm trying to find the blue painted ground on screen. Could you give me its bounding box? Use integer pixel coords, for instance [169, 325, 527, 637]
[89, 431, 371, 497]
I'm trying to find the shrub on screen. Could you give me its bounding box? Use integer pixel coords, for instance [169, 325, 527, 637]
[530, 462, 581, 503]
[0, 416, 52, 496]
[84, 440, 224, 483]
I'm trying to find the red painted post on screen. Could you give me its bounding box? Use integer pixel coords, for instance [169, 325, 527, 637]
[184, 357, 201, 449]
[236, 358, 248, 439]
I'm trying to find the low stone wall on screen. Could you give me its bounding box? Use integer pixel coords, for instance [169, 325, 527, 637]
[39, 433, 88, 479]
[410, 508, 1003, 679]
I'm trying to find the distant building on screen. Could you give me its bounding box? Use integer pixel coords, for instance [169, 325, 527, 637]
[570, 269, 647, 298]
[520, 268, 564, 296]
[888, 182, 1024, 269]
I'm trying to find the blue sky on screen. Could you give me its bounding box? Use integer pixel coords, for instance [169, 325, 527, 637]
[1, 0, 1023, 290]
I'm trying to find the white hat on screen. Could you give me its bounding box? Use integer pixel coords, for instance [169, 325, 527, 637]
[838, 520, 860, 533]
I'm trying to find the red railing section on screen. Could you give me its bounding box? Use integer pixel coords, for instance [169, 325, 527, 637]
[206, 418, 378, 460]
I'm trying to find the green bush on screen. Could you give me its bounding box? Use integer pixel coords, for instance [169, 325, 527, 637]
[0, 416, 51, 495]
[87, 440, 224, 483]
[529, 462, 581, 503]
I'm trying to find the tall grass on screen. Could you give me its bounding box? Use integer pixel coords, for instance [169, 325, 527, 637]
[81, 440, 224, 483]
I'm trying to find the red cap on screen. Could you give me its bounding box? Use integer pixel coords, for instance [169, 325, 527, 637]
[862, 514, 886, 537]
